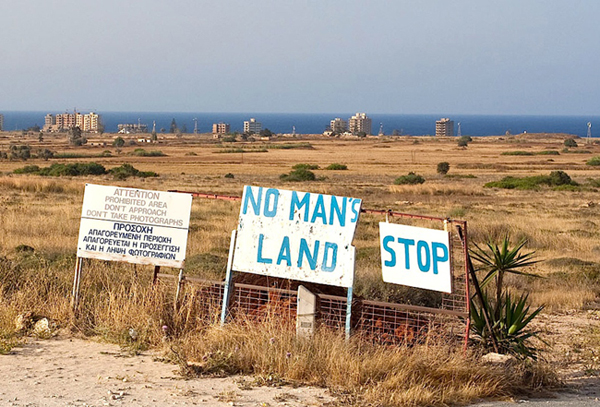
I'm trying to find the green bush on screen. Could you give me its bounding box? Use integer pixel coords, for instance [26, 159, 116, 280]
[9, 145, 31, 160]
[13, 165, 40, 174]
[109, 164, 158, 180]
[436, 162, 450, 175]
[132, 148, 166, 157]
[587, 156, 600, 166]
[37, 149, 54, 161]
[394, 172, 425, 185]
[536, 150, 560, 155]
[485, 171, 577, 190]
[457, 136, 472, 147]
[548, 170, 573, 185]
[38, 163, 107, 177]
[224, 173, 234, 179]
[564, 138, 578, 148]
[292, 163, 319, 170]
[501, 151, 534, 156]
[264, 143, 313, 150]
[113, 137, 125, 147]
[279, 168, 316, 182]
[325, 163, 348, 170]
[13, 162, 157, 180]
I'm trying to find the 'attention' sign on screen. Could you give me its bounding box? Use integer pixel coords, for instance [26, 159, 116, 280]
[76, 184, 193, 268]
[232, 186, 362, 287]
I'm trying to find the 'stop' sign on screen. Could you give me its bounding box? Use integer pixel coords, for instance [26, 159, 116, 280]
[232, 186, 362, 287]
[77, 184, 193, 268]
[379, 222, 452, 293]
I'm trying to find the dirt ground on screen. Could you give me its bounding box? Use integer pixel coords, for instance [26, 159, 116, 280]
[2, 312, 600, 407]
[0, 336, 333, 407]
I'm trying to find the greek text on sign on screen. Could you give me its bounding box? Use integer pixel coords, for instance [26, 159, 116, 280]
[232, 186, 362, 287]
[379, 223, 452, 293]
[77, 184, 193, 268]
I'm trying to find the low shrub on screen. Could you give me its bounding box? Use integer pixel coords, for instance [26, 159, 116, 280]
[38, 163, 107, 177]
[587, 156, 600, 166]
[216, 148, 268, 153]
[536, 150, 560, 155]
[292, 163, 319, 170]
[264, 143, 313, 150]
[13, 162, 158, 179]
[13, 165, 41, 174]
[564, 138, 578, 147]
[436, 162, 450, 175]
[132, 148, 166, 157]
[394, 172, 425, 185]
[501, 151, 533, 156]
[224, 173, 234, 179]
[279, 168, 316, 182]
[485, 170, 577, 190]
[458, 136, 472, 147]
[109, 164, 158, 180]
[325, 163, 348, 170]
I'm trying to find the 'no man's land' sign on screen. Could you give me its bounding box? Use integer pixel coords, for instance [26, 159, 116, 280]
[77, 184, 193, 268]
[232, 185, 362, 288]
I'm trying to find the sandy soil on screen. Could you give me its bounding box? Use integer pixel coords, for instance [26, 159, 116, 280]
[1, 312, 600, 407]
[0, 336, 333, 407]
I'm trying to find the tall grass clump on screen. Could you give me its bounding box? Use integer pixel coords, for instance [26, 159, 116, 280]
[167, 317, 556, 406]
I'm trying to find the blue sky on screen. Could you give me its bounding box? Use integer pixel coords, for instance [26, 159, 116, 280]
[1, 1, 599, 115]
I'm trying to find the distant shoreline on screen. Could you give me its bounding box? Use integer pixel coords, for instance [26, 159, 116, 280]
[0, 111, 597, 137]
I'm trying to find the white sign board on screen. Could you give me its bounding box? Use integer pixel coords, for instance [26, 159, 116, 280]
[379, 222, 452, 293]
[77, 184, 193, 268]
[232, 186, 362, 287]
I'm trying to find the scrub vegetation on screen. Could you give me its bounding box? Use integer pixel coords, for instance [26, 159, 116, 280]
[1, 132, 599, 405]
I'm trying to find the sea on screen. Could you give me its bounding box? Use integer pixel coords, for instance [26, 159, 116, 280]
[1, 111, 597, 137]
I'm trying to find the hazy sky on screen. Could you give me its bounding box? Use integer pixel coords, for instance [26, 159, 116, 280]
[1, 1, 599, 115]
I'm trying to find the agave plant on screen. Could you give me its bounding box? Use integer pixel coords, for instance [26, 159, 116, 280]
[470, 237, 539, 318]
[470, 291, 544, 359]
[469, 236, 543, 359]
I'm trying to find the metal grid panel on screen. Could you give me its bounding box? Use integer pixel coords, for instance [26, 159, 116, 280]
[441, 222, 469, 314]
[357, 302, 435, 345]
[230, 284, 297, 323]
[317, 295, 347, 330]
[185, 281, 224, 324]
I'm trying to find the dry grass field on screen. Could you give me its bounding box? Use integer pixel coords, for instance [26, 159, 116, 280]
[1, 131, 599, 405]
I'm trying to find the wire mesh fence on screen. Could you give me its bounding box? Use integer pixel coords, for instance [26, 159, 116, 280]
[160, 192, 471, 347]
